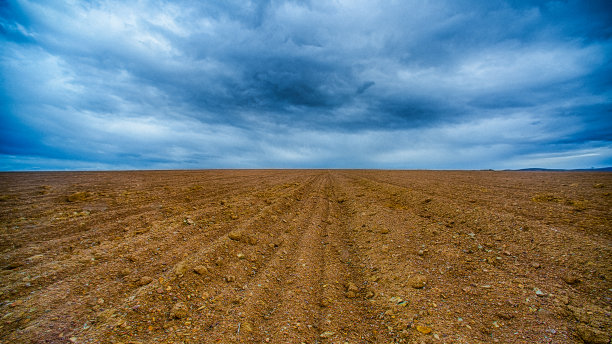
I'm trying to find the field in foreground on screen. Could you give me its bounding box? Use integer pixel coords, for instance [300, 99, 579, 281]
[0, 170, 610, 344]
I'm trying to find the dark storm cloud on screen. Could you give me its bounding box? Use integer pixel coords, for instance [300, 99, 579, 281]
[1, 0, 611, 170]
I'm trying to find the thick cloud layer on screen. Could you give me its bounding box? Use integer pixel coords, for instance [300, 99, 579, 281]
[1, 0, 611, 170]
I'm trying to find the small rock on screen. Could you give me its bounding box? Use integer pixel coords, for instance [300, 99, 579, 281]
[380, 228, 390, 234]
[389, 296, 403, 304]
[228, 231, 242, 241]
[409, 275, 427, 289]
[416, 325, 432, 334]
[365, 290, 375, 299]
[193, 265, 209, 275]
[531, 262, 541, 269]
[320, 331, 335, 338]
[534, 288, 546, 297]
[184, 218, 195, 225]
[170, 302, 188, 319]
[137, 276, 153, 286]
[237, 253, 246, 259]
[417, 250, 425, 256]
[224, 275, 235, 283]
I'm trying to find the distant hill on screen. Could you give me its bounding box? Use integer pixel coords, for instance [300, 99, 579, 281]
[508, 167, 612, 172]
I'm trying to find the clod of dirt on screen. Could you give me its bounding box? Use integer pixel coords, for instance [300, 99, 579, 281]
[562, 272, 580, 285]
[174, 261, 188, 276]
[345, 291, 357, 298]
[346, 281, 359, 292]
[193, 265, 209, 275]
[241, 321, 254, 333]
[214, 256, 224, 266]
[576, 323, 610, 344]
[345, 282, 360, 298]
[228, 231, 242, 241]
[365, 290, 375, 299]
[320, 298, 332, 307]
[136, 276, 153, 286]
[134, 228, 149, 234]
[495, 311, 515, 320]
[246, 235, 258, 245]
[409, 275, 427, 289]
[66, 191, 92, 202]
[170, 302, 188, 319]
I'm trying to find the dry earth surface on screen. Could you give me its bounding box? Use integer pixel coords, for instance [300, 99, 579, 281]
[0, 170, 610, 344]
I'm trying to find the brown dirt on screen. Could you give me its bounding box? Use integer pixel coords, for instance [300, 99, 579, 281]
[0, 170, 610, 344]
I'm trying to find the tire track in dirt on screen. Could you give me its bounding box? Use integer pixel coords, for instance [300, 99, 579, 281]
[194, 173, 331, 343]
[250, 173, 331, 342]
[314, 172, 393, 343]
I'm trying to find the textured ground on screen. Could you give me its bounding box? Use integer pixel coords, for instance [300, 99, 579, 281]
[0, 170, 610, 344]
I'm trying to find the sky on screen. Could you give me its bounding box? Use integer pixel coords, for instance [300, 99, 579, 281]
[1, 0, 611, 170]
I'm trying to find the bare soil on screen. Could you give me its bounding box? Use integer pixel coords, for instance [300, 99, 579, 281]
[0, 170, 610, 344]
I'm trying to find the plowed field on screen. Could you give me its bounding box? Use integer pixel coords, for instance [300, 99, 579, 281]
[1, 170, 610, 344]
